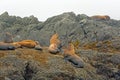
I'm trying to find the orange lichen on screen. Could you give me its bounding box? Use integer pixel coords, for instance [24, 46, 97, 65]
[18, 49, 48, 65]
[0, 62, 3, 68]
[82, 40, 120, 53]
[82, 42, 98, 50]
[71, 40, 80, 49]
[0, 53, 5, 58]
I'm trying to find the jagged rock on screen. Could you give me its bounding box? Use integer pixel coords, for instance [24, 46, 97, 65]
[0, 12, 120, 46]
[0, 12, 120, 80]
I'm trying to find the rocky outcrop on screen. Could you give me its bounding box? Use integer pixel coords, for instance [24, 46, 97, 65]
[0, 48, 120, 80]
[0, 12, 120, 46]
[0, 12, 120, 80]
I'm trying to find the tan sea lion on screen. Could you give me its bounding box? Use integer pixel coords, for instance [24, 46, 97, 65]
[48, 33, 61, 54]
[12, 42, 22, 48]
[0, 42, 15, 50]
[50, 33, 60, 45]
[17, 40, 38, 48]
[91, 15, 110, 20]
[48, 43, 60, 54]
[63, 42, 84, 68]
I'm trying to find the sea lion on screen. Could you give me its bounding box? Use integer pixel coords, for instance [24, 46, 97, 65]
[48, 44, 60, 54]
[50, 33, 60, 45]
[17, 40, 38, 48]
[3, 32, 13, 43]
[48, 33, 61, 54]
[12, 42, 22, 48]
[0, 42, 15, 50]
[63, 42, 84, 68]
[91, 15, 110, 20]
[64, 53, 84, 68]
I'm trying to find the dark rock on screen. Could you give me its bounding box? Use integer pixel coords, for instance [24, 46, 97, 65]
[0, 12, 120, 46]
[110, 54, 120, 64]
[96, 64, 114, 78]
[0, 49, 106, 80]
[34, 45, 42, 50]
[114, 70, 120, 80]
[111, 39, 120, 50]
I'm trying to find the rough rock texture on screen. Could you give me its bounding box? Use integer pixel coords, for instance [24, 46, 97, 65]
[0, 48, 120, 80]
[0, 12, 120, 46]
[0, 12, 120, 80]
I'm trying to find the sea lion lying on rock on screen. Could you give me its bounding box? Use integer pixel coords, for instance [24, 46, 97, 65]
[16, 40, 42, 50]
[48, 33, 61, 54]
[0, 42, 15, 50]
[48, 44, 60, 54]
[63, 43, 84, 68]
[12, 42, 22, 48]
[17, 40, 39, 48]
[91, 15, 110, 20]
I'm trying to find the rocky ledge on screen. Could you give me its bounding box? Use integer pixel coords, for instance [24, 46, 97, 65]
[0, 47, 120, 80]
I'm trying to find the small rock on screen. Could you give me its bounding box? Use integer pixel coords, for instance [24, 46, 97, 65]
[34, 45, 42, 50]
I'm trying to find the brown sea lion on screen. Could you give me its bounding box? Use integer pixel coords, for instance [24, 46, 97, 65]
[63, 42, 84, 68]
[91, 15, 110, 20]
[48, 44, 60, 54]
[50, 33, 60, 45]
[17, 40, 38, 48]
[48, 33, 61, 54]
[12, 42, 22, 48]
[0, 42, 15, 50]
[3, 32, 13, 43]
